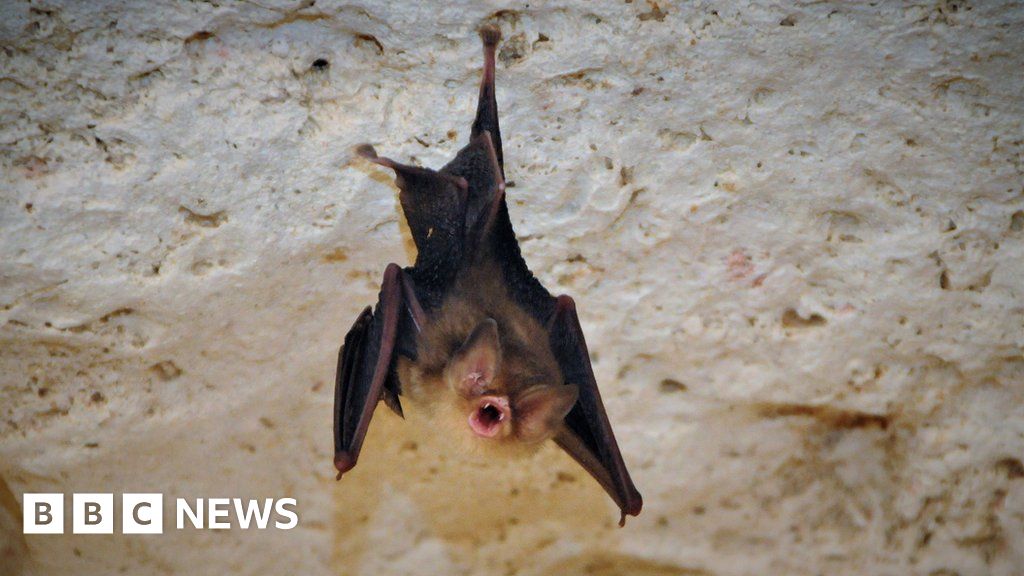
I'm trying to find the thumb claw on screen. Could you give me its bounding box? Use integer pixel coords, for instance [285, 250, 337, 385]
[334, 451, 356, 479]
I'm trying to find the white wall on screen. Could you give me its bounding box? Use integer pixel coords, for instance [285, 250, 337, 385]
[1, 1, 1022, 574]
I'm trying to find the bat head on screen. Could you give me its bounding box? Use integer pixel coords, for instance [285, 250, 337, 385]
[445, 318, 578, 445]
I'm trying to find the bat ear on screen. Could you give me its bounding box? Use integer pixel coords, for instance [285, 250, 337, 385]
[513, 384, 579, 443]
[447, 318, 501, 397]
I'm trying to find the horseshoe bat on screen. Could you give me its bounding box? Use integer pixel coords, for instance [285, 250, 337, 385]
[333, 25, 642, 525]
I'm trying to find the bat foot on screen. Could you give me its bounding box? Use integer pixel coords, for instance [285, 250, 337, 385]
[478, 24, 501, 47]
[354, 143, 378, 159]
[355, 144, 404, 172]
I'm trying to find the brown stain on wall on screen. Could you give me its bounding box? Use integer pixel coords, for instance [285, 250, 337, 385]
[322, 249, 349, 263]
[179, 206, 228, 228]
[756, 402, 890, 430]
[548, 552, 711, 576]
[253, 11, 331, 30]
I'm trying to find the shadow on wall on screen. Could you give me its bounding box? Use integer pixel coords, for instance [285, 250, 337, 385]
[330, 410, 626, 570]
[0, 474, 28, 574]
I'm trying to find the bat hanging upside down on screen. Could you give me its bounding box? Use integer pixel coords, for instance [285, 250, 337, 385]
[333, 25, 642, 525]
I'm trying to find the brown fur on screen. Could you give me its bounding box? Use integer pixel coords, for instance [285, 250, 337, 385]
[399, 260, 566, 457]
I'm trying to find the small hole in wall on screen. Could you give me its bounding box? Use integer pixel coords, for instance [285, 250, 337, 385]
[996, 457, 1024, 479]
[311, 58, 329, 71]
[781, 309, 826, 328]
[1010, 210, 1024, 232]
[939, 270, 950, 290]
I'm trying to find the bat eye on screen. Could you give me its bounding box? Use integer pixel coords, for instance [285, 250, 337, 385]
[468, 395, 509, 438]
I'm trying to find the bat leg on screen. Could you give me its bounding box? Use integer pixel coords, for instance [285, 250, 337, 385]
[547, 295, 643, 526]
[356, 144, 470, 286]
[334, 263, 406, 479]
[382, 371, 403, 418]
[471, 25, 504, 176]
[465, 131, 506, 255]
[356, 143, 469, 196]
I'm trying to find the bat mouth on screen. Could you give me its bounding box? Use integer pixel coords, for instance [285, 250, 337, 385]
[469, 396, 509, 438]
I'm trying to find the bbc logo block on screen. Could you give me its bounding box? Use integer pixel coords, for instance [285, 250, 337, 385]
[23, 493, 163, 535]
[72, 493, 114, 534]
[23, 493, 63, 534]
[22, 494, 297, 533]
[122, 493, 163, 534]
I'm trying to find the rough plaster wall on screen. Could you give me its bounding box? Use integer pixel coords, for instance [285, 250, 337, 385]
[1, 0, 1023, 574]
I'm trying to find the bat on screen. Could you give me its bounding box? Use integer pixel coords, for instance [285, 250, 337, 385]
[333, 25, 642, 526]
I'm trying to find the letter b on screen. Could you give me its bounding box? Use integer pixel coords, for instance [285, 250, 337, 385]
[85, 502, 102, 525]
[73, 494, 113, 534]
[23, 494, 63, 534]
[37, 502, 52, 525]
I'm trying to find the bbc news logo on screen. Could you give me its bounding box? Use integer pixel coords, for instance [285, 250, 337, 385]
[23, 494, 298, 534]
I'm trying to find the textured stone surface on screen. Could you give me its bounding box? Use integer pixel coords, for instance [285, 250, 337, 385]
[2, 1, 1023, 574]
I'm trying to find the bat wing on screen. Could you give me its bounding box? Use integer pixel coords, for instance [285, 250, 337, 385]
[334, 264, 424, 478]
[548, 296, 643, 525]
